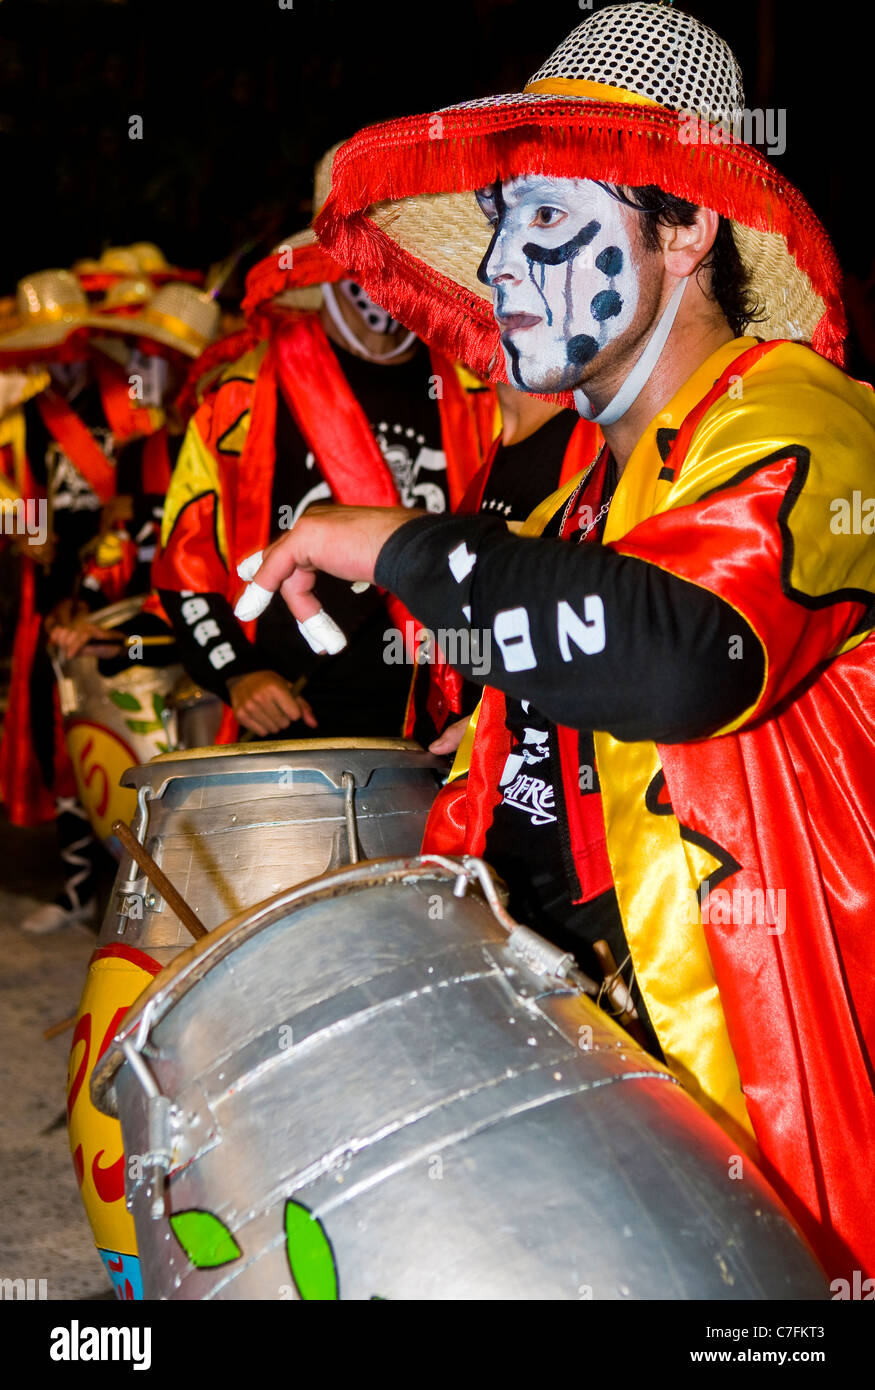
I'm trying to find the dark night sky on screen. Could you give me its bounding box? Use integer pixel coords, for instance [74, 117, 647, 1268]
[0, 0, 869, 291]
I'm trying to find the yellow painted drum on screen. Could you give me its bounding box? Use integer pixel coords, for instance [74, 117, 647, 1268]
[69, 738, 444, 1298]
[67, 944, 161, 1298]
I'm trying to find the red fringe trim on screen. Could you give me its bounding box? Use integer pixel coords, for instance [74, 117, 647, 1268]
[241, 243, 344, 321]
[315, 100, 846, 373]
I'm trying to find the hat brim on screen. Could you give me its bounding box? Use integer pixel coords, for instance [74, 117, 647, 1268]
[113, 318, 208, 358]
[0, 310, 142, 358]
[315, 96, 846, 382]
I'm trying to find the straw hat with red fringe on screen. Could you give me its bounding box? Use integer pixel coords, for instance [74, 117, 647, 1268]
[314, 1, 846, 391]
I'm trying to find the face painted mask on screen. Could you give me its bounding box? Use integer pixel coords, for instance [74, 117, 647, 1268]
[337, 279, 401, 336]
[477, 176, 641, 396]
[322, 280, 417, 363]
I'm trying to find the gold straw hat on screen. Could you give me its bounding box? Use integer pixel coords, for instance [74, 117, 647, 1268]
[75, 244, 204, 292]
[128, 243, 171, 276]
[73, 247, 141, 280]
[315, 2, 845, 381]
[98, 276, 156, 314]
[0, 269, 135, 357]
[129, 281, 221, 357]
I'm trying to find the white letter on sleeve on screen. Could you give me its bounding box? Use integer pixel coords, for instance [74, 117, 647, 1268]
[557, 596, 605, 660]
[494, 607, 536, 672]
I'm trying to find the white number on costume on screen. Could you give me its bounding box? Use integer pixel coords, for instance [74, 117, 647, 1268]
[193, 619, 221, 647]
[557, 596, 605, 659]
[181, 597, 210, 624]
[494, 607, 536, 672]
[209, 642, 236, 670]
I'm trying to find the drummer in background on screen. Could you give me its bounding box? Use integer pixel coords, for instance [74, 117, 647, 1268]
[49, 280, 223, 657]
[153, 147, 494, 747]
[0, 269, 218, 934]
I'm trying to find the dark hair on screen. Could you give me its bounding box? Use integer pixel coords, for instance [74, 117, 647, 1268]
[598, 183, 764, 337]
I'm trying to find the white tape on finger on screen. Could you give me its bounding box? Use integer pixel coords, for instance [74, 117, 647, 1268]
[298, 608, 347, 655]
[234, 581, 274, 622]
[236, 550, 264, 582]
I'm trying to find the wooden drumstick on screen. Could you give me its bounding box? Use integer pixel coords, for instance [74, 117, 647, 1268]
[111, 820, 207, 941]
[43, 1013, 77, 1040]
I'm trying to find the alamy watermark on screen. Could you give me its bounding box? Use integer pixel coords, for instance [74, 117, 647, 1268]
[383, 624, 492, 678]
[0, 496, 48, 546]
[0, 1276, 47, 1299]
[679, 106, 786, 158]
[699, 880, 786, 935]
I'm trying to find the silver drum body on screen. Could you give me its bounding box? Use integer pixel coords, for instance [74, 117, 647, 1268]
[93, 856, 826, 1301]
[100, 739, 444, 971]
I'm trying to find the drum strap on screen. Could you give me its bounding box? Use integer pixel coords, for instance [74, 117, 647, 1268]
[35, 391, 116, 505]
[272, 315, 402, 507]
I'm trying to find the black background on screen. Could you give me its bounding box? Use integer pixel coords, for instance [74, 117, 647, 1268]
[0, 0, 870, 290]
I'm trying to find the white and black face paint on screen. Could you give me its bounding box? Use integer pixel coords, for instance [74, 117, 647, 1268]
[337, 278, 401, 336]
[476, 176, 640, 394]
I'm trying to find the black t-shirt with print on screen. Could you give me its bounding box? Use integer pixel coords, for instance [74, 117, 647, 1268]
[161, 340, 450, 738]
[478, 408, 579, 523]
[482, 454, 639, 1007]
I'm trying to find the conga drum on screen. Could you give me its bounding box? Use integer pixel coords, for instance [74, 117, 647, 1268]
[92, 855, 826, 1301]
[68, 738, 444, 1296]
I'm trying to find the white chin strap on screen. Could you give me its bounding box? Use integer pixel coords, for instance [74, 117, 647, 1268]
[322, 281, 417, 362]
[573, 275, 689, 427]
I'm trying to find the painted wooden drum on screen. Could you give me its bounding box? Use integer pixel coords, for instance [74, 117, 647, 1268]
[53, 595, 183, 850]
[92, 855, 826, 1302]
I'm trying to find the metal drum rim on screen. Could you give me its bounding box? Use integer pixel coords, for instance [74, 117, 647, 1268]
[149, 736, 431, 764]
[56, 594, 148, 677]
[122, 740, 446, 795]
[90, 854, 492, 1117]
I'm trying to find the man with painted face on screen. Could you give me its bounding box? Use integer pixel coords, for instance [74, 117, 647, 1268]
[233, 5, 875, 1285]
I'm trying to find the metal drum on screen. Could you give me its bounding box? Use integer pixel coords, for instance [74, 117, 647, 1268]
[92, 855, 827, 1301]
[69, 738, 443, 1293]
[54, 595, 183, 849]
[103, 738, 444, 970]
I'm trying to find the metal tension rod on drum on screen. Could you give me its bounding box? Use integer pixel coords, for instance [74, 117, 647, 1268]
[423, 854, 638, 1021]
[341, 772, 361, 864]
[112, 819, 207, 941]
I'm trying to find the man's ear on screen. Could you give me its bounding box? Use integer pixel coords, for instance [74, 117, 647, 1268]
[659, 207, 721, 277]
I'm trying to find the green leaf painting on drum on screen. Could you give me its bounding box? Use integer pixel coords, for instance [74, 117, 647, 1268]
[169, 1209, 242, 1269]
[109, 688, 165, 735]
[109, 690, 140, 712]
[285, 1199, 338, 1300]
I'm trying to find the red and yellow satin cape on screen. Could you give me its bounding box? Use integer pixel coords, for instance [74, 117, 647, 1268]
[426, 337, 875, 1281]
